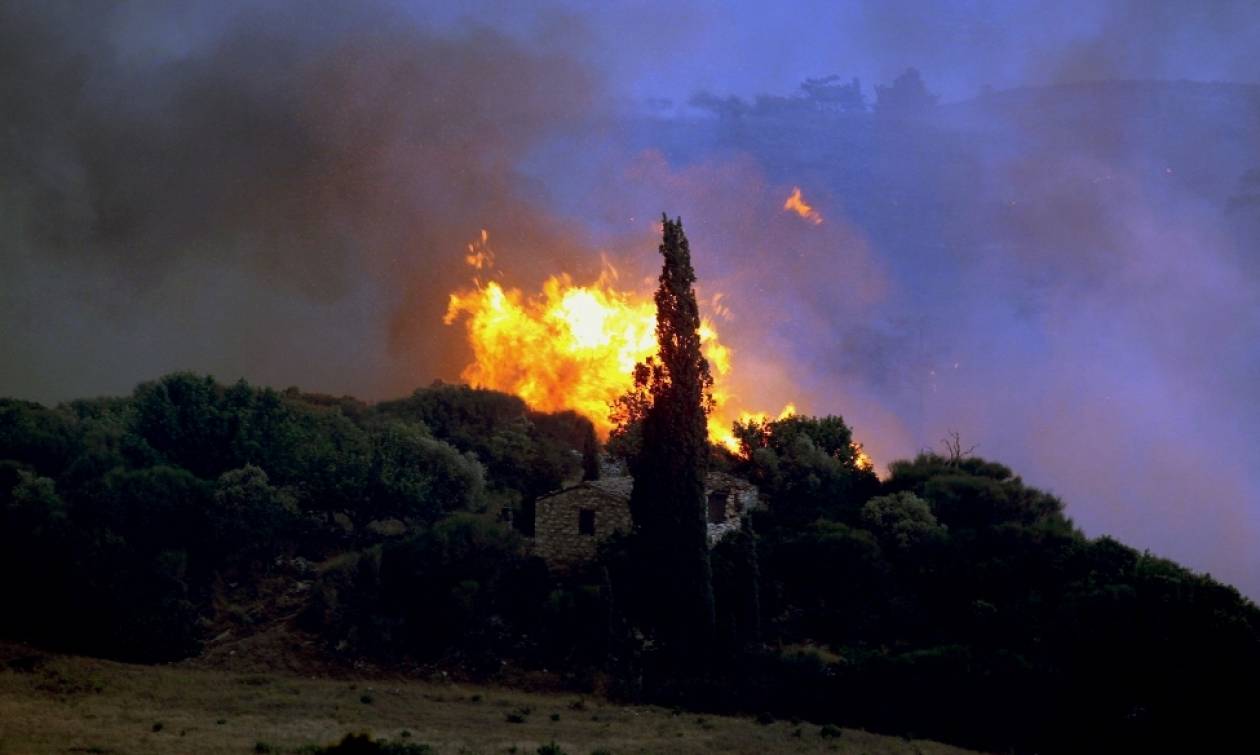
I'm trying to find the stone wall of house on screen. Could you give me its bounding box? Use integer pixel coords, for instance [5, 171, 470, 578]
[533, 473, 760, 568]
[705, 473, 760, 543]
[533, 482, 633, 568]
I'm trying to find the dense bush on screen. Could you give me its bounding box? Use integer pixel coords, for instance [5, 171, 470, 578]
[303, 513, 625, 675]
[0, 374, 591, 662]
[374, 384, 585, 505]
[699, 436, 1260, 751]
[734, 414, 879, 525]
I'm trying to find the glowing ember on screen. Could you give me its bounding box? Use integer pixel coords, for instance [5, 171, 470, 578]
[444, 230, 791, 453]
[464, 228, 494, 269]
[783, 187, 823, 225]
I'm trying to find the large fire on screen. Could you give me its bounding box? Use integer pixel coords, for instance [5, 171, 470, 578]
[443, 230, 795, 453]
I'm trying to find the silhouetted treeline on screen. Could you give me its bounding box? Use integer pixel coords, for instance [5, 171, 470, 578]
[2, 374, 1258, 751]
[0, 374, 593, 660]
[689, 68, 939, 122]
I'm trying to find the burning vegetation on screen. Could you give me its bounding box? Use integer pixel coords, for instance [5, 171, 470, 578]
[444, 228, 801, 455]
[783, 186, 824, 225]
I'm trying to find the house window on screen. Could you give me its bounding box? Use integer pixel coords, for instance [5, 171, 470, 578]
[707, 492, 727, 524]
[578, 508, 596, 536]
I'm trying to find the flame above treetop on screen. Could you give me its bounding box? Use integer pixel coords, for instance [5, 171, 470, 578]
[443, 230, 794, 453]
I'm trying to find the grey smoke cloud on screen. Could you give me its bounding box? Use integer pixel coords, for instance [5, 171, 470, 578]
[1, 0, 600, 400]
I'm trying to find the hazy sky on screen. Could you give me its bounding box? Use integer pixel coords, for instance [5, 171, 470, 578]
[3, 0, 1259, 595]
[415, 0, 1260, 104]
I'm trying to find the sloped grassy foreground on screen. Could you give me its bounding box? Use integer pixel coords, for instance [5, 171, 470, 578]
[0, 647, 973, 755]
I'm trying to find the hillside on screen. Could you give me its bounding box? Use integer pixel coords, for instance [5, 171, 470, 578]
[3, 373, 1260, 752]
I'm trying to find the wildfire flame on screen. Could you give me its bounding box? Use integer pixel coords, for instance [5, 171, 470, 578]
[784, 187, 823, 225]
[852, 441, 874, 471]
[444, 230, 793, 454]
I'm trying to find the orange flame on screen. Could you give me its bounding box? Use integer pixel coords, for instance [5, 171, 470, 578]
[852, 441, 874, 471]
[444, 231, 790, 453]
[784, 187, 823, 225]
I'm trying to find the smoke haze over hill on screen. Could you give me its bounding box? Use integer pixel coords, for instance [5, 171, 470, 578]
[2, 0, 1259, 595]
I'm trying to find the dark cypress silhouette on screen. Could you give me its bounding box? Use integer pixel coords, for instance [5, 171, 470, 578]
[628, 215, 716, 665]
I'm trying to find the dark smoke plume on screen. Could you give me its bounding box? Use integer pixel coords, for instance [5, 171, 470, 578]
[1, 0, 600, 400]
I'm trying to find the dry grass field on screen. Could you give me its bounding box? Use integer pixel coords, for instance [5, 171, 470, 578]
[0, 647, 978, 755]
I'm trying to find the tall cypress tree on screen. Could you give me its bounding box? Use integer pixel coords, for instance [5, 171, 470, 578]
[627, 215, 715, 665]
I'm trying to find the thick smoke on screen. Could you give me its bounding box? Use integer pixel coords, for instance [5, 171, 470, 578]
[0, 0, 600, 401]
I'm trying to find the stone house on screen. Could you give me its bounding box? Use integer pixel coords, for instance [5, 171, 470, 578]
[532, 471, 758, 569]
